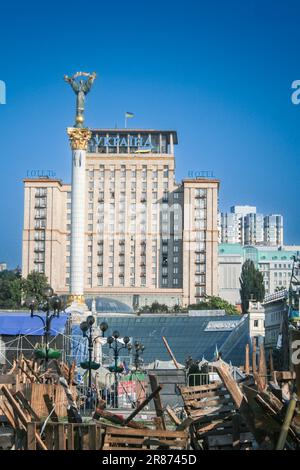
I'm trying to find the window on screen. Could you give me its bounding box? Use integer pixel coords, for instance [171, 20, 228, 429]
[254, 320, 259, 328]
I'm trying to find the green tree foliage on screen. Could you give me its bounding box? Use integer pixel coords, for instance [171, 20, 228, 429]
[22, 271, 50, 305]
[0, 269, 23, 309]
[137, 297, 238, 315]
[188, 296, 238, 315]
[138, 302, 170, 313]
[0, 270, 51, 309]
[240, 259, 265, 314]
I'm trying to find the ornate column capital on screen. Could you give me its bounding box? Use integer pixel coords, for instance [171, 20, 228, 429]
[67, 127, 92, 150]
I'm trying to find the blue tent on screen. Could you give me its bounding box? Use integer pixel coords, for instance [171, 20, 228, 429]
[0, 311, 69, 336]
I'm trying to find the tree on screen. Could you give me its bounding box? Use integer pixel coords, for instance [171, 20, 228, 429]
[0, 269, 23, 309]
[240, 259, 265, 314]
[188, 296, 238, 315]
[22, 271, 50, 305]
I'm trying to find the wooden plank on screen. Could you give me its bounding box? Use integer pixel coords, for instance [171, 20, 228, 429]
[210, 360, 263, 445]
[27, 422, 36, 450]
[179, 382, 222, 394]
[258, 343, 267, 391]
[43, 394, 59, 422]
[123, 386, 162, 426]
[23, 358, 43, 383]
[0, 375, 17, 385]
[93, 408, 146, 429]
[44, 425, 53, 450]
[182, 389, 230, 401]
[88, 424, 97, 450]
[67, 424, 74, 450]
[0, 402, 19, 429]
[186, 396, 233, 409]
[165, 405, 181, 426]
[232, 414, 240, 450]
[105, 425, 187, 439]
[105, 435, 187, 447]
[245, 344, 250, 375]
[148, 374, 166, 430]
[153, 417, 164, 430]
[57, 423, 66, 450]
[274, 371, 296, 381]
[1, 385, 48, 450]
[14, 391, 40, 422]
[162, 336, 180, 369]
[189, 404, 236, 418]
[176, 417, 193, 431]
[252, 338, 257, 374]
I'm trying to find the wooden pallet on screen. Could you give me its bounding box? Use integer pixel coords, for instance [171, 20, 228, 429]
[103, 426, 189, 450]
[179, 381, 253, 450]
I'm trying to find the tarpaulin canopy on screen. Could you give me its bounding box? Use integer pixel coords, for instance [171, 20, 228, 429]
[0, 312, 69, 336]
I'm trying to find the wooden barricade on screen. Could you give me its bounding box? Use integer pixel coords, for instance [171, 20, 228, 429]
[179, 381, 253, 450]
[103, 425, 188, 450]
[26, 422, 103, 450]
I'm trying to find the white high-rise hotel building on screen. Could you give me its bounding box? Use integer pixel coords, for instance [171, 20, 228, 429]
[22, 129, 219, 309]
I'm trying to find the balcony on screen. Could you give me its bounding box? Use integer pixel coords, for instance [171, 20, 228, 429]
[35, 193, 47, 198]
[195, 282, 205, 287]
[34, 225, 46, 230]
[98, 198, 104, 203]
[34, 260, 44, 264]
[35, 214, 46, 220]
[195, 194, 206, 199]
[140, 198, 146, 203]
[35, 204, 46, 209]
[195, 259, 205, 264]
[119, 262, 124, 266]
[195, 248, 205, 254]
[34, 247, 45, 253]
[140, 273, 146, 277]
[119, 240, 125, 245]
[140, 251, 146, 256]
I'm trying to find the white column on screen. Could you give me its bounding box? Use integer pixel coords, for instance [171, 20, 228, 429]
[67, 127, 91, 303]
[71, 148, 86, 296]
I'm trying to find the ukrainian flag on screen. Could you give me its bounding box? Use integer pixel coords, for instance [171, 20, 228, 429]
[125, 112, 134, 118]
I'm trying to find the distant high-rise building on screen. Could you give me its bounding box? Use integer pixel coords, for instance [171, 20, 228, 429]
[264, 214, 283, 246]
[219, 205, 283, 247]
[0, 263, 7, 272]
[244, 213, 264, 246]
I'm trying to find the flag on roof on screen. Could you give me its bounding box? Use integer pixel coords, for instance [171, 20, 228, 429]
[125, 112, 134, 118]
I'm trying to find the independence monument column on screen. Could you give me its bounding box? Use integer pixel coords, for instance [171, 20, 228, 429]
[64, 71, 96, 307]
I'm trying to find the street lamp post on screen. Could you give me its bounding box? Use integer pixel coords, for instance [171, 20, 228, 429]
[107, 331, 131, 408]
[27, 286, 62, 370]
[133, 341, 145, 371]
[79, 317, 108, 404]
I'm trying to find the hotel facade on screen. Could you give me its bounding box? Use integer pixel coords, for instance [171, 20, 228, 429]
[22, 129, 219, 309]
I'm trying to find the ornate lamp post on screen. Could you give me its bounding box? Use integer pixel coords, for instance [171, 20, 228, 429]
[133, 341, 145, 371]
[107, 331, 131, 408]
[79, 316, 108, 390]
[27, 286, 62, 370]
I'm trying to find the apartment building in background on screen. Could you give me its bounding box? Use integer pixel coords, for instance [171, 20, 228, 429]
[218, 243, 299, 305]
[22, 129, 219, 309]
[219, 205, 283, 246]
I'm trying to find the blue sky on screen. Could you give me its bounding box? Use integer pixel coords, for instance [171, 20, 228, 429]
[1, 0, 300, 267]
